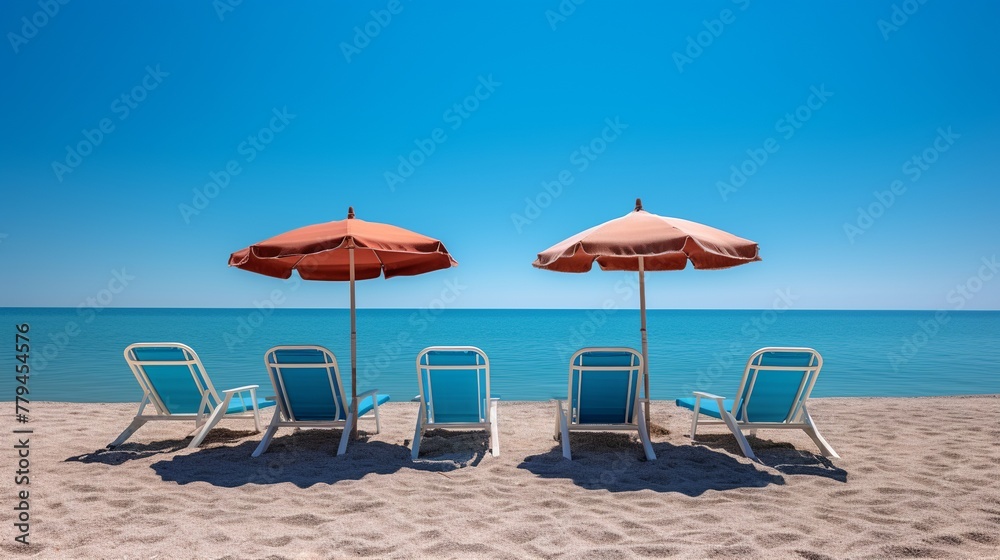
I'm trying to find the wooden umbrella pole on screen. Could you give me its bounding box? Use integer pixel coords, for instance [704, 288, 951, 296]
[639, 256, 651, 431]
[349, 246, 359, 440]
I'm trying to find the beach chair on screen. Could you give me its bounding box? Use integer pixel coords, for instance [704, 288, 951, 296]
[554, 348, 655, 461]
[675, 347, 839, 461]
[253, 345, 388, 457]
[412, 346, 499, 459]
[110, 343, 273, 449]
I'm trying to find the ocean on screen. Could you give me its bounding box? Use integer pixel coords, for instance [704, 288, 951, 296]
[2, 308, 997, 403]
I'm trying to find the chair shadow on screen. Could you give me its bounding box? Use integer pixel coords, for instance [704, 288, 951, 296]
[692, 433, 848, 482]
[519, 432, 785, 496]
[66, 428, 256, 465]
[141, 428, 493, 488]
[408, 428, 491, 468]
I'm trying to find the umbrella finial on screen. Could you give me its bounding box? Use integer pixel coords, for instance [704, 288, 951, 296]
[635, 198, 643, 211]
[347, 206, 355, 219]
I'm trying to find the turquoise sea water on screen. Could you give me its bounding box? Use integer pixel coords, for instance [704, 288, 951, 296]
[1, 308, 997, 403]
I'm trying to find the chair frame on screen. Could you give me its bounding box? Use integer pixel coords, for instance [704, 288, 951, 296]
[686, 346, 839, 461]
[412, 346, 499, 459]
[553, 347, 655, 461]
[109, 342, 264, 449]
[253, 345, 382, 457]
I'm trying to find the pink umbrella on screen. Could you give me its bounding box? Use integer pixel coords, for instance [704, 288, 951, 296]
[230, 207, 457, 438]
[533, 198, 761, 425]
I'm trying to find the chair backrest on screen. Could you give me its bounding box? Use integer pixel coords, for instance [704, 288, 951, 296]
[731, 347, 823, 423]
[568, 348, 643, 425]
[265, 345, 348, 422]
[124, 343, 220, 415]
[416, 346, 490, 425]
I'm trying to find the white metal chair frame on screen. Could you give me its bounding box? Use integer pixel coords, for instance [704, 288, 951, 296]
[253, 345, 382, 457]
[688, 346, 839, 461]
[554, 347, 655, 461]
[109, 342, 263, 449]
[412, 346, 499, 460]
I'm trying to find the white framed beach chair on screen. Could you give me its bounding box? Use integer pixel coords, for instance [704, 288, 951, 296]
[412, 346, 499, 459]
[675, 347, 839, 461]
[554, 348, 655, 461]
[253, 345, 388, 457]
[110, 343, 273, 449]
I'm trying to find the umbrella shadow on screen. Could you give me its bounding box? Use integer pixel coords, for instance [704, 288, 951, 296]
[66, 428, 255, 465]
[692, 433, 848, 482]
[518, 432, 784, 496]
[148, 428, 488, 488]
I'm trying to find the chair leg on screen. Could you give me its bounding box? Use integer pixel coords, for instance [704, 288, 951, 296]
[557, 403, 572, 460]
[690, 396, 701, 440]
[252, 412, 282, 458]
[720, 410, 758, 462]
[107, 418, 147, 448]
[636, 404, 656, 461]
[188, 394, 233, 449]
[411, 407, 425, 460]
[553, 401, 561, 441]
[802, 406, 840, 458]
[372, 395, 382, 434]
[337, 412, 355, 456]
[489, 399, 500, 457]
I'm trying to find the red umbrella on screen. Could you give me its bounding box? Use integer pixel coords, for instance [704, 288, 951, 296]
[533, 198, 760, 425]
[229, 207, 457, 438]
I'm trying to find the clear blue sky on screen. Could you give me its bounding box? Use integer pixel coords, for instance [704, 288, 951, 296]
[2, 1, 998, 310]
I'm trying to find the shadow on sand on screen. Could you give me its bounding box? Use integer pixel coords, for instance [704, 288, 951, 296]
[691, 433, 848, 482]
[518, 432, 786, 495]
[69, 428, 495, 488]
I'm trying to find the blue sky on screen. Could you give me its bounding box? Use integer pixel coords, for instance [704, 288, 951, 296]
[2, 1, 998, 310]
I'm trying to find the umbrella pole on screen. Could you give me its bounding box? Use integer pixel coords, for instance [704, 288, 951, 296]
[349, 247, 359, 440]
[639, 256, 651, 431]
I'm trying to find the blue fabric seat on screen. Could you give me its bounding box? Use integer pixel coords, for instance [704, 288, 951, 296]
[674, 397, 734, 419]
[412, 346, 499, 459]
[674, 347, 839, 461]
[554, 348, 655, 461]
[253, 345, 388, 458]
[110, 343, 272, 450]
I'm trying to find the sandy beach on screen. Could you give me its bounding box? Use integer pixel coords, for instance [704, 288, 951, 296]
[3, 396, 998, 559]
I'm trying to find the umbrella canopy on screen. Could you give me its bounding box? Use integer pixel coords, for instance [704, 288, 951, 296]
[533, 198, 760, 426]
[229, 207, 457, 438]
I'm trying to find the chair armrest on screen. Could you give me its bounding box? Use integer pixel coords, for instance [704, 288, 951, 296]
[410, 395, 422, 402]
[355, 388, 379, 401]
[693, 391, 726, 401]
[489, 394, 501, 401]
[222, 385, 260, 394]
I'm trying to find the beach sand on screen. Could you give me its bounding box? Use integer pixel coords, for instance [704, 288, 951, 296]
[3, 396, 999, 559]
